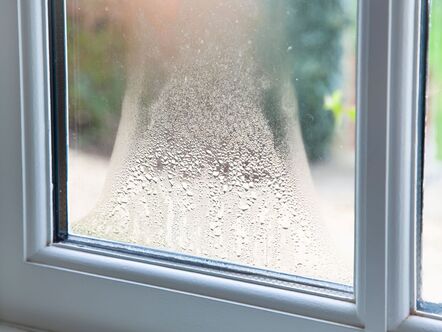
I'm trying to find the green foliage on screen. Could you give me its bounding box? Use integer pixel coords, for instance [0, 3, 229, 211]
[284, 0, 351, 162]
[429, 1, 442, 160]
[324, 89, 355, 126]
[67, 16, 126, 153]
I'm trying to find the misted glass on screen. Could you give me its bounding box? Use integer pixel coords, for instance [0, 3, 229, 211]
[67, 0, 357, 287]
[420, 0, 442, 313]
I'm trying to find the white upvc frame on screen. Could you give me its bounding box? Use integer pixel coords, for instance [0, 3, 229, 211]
[0, 0, 439, 331]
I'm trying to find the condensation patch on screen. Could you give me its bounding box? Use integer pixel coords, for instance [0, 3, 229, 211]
[70, 0, 352, 285]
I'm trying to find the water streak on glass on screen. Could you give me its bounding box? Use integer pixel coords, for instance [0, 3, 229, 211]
[67, 0, 356, 287]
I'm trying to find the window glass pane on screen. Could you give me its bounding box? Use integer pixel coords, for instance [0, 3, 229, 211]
[420, 0, 442, 313]
[67, 0, 357, 289]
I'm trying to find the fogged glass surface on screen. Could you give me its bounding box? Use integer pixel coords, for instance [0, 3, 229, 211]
[68, 0, 356, 286]
[421, 0, 442, 312]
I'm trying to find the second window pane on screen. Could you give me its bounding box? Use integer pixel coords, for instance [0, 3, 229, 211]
[420, 0, 442, 314]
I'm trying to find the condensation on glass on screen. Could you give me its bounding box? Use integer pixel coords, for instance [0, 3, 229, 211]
[67, 0, 357, 287]
[420, 0, 442, 313]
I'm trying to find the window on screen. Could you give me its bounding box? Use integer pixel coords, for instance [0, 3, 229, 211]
[64, 0, 357, 295]
[1, 0, 442, 331]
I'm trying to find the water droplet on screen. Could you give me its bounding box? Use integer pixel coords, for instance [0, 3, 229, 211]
[238, 201, 249, 211]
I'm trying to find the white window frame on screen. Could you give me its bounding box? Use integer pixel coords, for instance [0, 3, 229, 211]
[0, 0, 440, 331]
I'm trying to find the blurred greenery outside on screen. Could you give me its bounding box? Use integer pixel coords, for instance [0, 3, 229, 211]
[68, 6, 126, 156]
[429, 1, 442, 160]
[68, 0, 357, 162]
